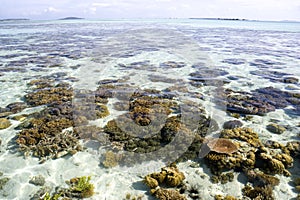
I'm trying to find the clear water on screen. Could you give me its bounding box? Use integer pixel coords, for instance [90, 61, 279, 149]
[0, 19, 300, 200]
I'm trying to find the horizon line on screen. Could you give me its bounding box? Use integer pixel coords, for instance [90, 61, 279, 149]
[1, 17, 300, 23]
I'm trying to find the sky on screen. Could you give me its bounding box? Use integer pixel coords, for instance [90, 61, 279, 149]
[0, 0, 300, 21]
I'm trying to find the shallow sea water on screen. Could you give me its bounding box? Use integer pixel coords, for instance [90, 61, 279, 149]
[0, 19, 300, 200]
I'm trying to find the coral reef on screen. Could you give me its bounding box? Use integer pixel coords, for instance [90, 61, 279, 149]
[25, 83, 73, 106]
[214, 194, 239, 200]
[206, 138, 238, 154]
[65, 176, 94, 198]
[0, 172, 9, 190]
[189, 66, 229, 87]
[14, 79, 114, 161]
[242, 184, 274, 200]
[144, 164, 186, 200]
[294, 177, 300, 199]
[206, 127, 295, 177]
[227, 87, 300, 115]
[128, 91, 177, 126]
[211, 172, 234, 184]
[74, 125, 108, 143]
[124, 193, 144, 200]
[40, 176, 94, 199]
[160, 61, 186, 69]
[205, 128, 258, 174]
[144, 165, 185, 188]
[244, 168, 279, 187]
[224, 89, 275, 115]
[152, 188, 186, 200]
[0, 102, 27, 117]
[285, 141, 300, 156]
[73, 89, 110, 120]
[205, 126, 299, 199]
[255, 141, 293, 176]
[16, 110, 82, 162]
[102, 87, 212, 164]
[220, 128, 262, 147]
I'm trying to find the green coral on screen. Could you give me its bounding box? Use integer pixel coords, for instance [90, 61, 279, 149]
[42, 192, 61, 200]
[0, 177, 9, 190]
[40, 176, 94, 199]
[68, 176, 94, 198]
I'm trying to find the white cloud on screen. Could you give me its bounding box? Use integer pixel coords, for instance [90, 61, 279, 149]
[155, 0, 172, 2]
[91, 3, 111, 7]
[44, 6, 59, 13]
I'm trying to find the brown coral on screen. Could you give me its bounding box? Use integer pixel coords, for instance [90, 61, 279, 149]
[220, 127, 262, 147]
[152, 188, 187, 200]
[102, 150, 123, 168]
[25, 85, 73, 106]
[242, 184, 274, 200]
[144, 165, 185, 188]
[206, 138, 238, 154]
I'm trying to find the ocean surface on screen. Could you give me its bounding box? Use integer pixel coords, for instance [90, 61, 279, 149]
[0, 19, 300, 200]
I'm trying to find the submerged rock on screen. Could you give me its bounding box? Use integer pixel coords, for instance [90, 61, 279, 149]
[29, 175, 46, 186]
[222, 58, 246, 65]
[159, 61, 186, 68]
[0, 118, 11, 130]
[283, 77, 299, 84]
[102, 150, 123, 168]
[223, 87, 300, 116]
[223, 120, 243, 129]
[266, 123, 286, 134]
[189, 67, 229, 87]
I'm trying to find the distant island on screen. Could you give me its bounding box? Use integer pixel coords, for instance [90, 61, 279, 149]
[0, 18, 29, 22]
[189, 18, 248, 21]
[59, 17, 84, 20]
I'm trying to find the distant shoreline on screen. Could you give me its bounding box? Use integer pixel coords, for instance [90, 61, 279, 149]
[0, 18, 29, 22]
[189, 17, 248, 21]
[0, 17, 299, 23]
[59, 17, 84, 20]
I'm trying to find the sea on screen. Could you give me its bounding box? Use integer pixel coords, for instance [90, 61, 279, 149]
[0, 19, 300, 200]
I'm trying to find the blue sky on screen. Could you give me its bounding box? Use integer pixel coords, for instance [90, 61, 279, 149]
[0, 0, 300, 21]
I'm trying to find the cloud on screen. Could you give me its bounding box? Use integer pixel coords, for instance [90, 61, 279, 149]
[44, 6, 59, 13]
[91, 3, 111, 7]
